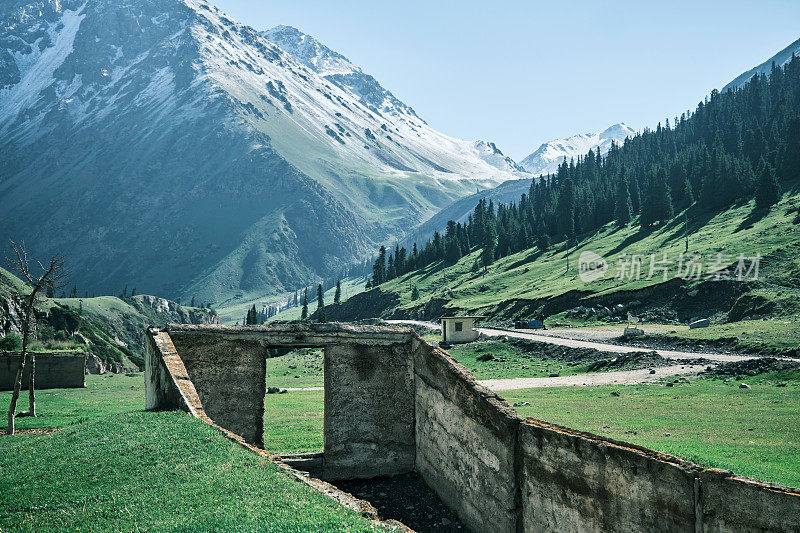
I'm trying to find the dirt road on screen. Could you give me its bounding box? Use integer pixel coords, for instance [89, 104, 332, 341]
[477, 365, 696, 391]
[387, 320, 751, 363]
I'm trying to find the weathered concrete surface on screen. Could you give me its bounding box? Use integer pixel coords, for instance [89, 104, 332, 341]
[413, 339, 520, 532]
[699, 469, 800, 532]
[0, 352, 85, 390]
[324, 342, 415, 480]
[145, 330, 190, 412]
[168, 331, 266, 447]
[519, 419, 698, 532]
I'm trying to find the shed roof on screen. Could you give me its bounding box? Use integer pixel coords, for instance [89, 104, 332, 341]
[440, 316, 486, 320]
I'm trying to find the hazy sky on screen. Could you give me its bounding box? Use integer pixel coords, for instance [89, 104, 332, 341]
[213, 0, 800, 160]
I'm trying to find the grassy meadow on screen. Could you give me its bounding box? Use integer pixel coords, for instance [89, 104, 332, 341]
[0, 376, 381, 532]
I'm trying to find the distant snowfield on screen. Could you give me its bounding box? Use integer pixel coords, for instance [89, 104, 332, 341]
[520, 123, 635, 176]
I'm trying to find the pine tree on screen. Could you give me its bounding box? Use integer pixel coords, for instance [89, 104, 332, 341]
[444, 234, 462, 265]
[301, 289, 308, 320]
[481, 223, 497, 271]
[537, 233, 550, 252]
[614, 174, 632, 225]
[334, 280, 342, 305]
[372, 246, 387, 285]
[755, 161, 781, 209]
[556, 177, 575, 240]
[316, 284, 326, 323]
[190, 296, 195, 307]
[683, 177, 695, 206]
[411, 285, 420, 300]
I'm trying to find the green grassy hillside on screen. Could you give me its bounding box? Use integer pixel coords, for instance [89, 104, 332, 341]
[302, 192, 800, 354]
[0, 268, 218, 369]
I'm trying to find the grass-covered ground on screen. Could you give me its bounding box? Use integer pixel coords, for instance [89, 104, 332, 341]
[0, 376, 382, 532]
[446, 341, 597, 379]
[263, 372, 800, 488]
[380, 194, 800, 320]
[265, 390, 325, 453]
[507, 372, 800, 488]
[643, 318, 800, 355]
[267, 348, 324, 388]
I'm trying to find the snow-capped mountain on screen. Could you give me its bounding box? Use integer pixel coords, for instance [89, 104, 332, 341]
[520, 123, 635, 176]
[263, 24, 419, 121]
[723, 37, 800, 92]
[0, 0, 523, 304]
[262, 24, 527, 178]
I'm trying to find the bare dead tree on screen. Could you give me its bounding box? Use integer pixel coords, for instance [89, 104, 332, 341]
[6, 241, 68, 435]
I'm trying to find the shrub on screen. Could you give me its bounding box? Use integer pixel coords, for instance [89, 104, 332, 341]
[0, 334, 22, 351]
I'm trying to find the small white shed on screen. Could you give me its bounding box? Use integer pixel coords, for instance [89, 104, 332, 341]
[440, 316, 485, 344]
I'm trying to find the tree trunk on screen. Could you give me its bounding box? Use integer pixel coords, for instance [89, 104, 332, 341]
[7, 291, 37, 435]
[6, 351, 26, 435]
[28, 351, 36, 417]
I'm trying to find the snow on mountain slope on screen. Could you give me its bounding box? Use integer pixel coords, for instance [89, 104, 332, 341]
[520, 123, 635, 176]
[0, 0, 523, 305]
[262, 24, 529, 178]
[723, 37, 800, 92]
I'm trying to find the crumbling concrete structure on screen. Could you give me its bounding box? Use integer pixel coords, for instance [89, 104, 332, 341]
[146, 323, 800, 533]
[0, 352, 85, 390]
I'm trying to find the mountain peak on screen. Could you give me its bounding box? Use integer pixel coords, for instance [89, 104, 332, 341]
[263, 24, 419, 120]
[520, 123, 634, 176]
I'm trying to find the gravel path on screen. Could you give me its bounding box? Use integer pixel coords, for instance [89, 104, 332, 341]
[387, 320, 751, 363]
[477, 365, 696, 391]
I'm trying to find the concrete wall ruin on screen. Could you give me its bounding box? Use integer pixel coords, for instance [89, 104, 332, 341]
[146, 324, 800, 533]
[0, 352, 85, 390]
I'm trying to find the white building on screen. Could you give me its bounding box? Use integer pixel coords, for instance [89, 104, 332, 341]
[440, 316, 485, 344]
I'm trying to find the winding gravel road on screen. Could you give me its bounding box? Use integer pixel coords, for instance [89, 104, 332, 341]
[382, 319, 763, 391]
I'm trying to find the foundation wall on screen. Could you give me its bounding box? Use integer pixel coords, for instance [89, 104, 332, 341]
[145, 325, 800, 533]
[0, 352, 85, 390]
[323, 342, 416, 480]
[168, 331, 266, 446]
[519, 420, 698, 532]
[412, 340, 520, 532]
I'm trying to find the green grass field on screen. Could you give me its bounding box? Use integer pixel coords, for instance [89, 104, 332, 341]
[507, 373, 800, 488]
[266, 348, 324, 388]
[263, 372, 800, 488]
[446, 341, 597, 379]
[0, 376, 381, 532]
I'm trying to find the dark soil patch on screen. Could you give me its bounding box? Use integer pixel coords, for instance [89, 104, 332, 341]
[704, 357, 800, 377]
[506, 338, 694, 369]
[0, 428, 60, 436]
[334, 473, 465, 532]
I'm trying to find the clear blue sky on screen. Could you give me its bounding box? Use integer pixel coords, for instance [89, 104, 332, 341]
[213, 0, 800, 160]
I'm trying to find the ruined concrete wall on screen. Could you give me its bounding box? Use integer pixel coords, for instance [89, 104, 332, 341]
[145, 330, 187, 411]
[412, 339, 521, 532]
[168, 331, 265, 446]
[324, 342, 415, 480]
[699, 470, 800, 532]
[519, 420, 698, 532]
[0, 352, 85, 390]
[142, 325, 800, 533]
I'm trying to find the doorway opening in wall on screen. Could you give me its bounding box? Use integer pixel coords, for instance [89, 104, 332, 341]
[263, 345, 465, 532]
[264, 346, 325, 460]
